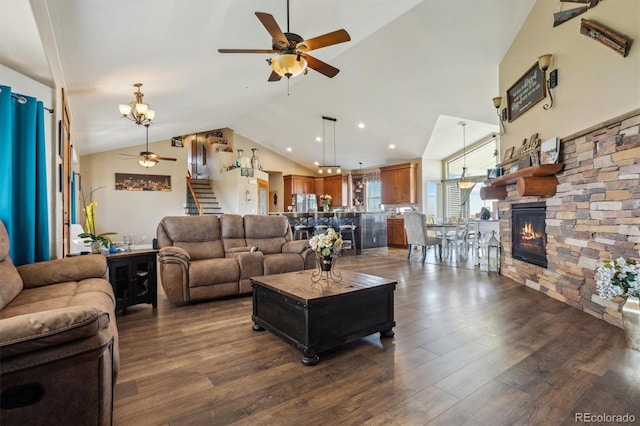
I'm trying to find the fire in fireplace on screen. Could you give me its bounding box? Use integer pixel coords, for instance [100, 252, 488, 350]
[512, 202, 547, 268]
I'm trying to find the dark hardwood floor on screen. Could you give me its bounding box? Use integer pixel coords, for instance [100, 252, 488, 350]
[113, 248, 640, 425]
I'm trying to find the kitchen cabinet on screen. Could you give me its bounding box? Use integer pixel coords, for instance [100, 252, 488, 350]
[322, 175, 348, 207]
[387, 218, 407, 248]
[284, 175, 316, 208]
[380, 163, 417, 204]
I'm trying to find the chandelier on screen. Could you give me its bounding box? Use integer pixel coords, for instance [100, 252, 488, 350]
[317, 116, 341, 174]
[118, 83, 155, 125]
[457, 122, 475, 189]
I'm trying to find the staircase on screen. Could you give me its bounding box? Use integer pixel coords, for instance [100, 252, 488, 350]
[186, 178, 223, 216]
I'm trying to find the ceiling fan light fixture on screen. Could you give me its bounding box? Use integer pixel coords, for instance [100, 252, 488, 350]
[269, 54, 307, 78]
[138, 158, 158, 168]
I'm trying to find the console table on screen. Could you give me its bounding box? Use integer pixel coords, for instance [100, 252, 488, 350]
[105, 249, 158, 313]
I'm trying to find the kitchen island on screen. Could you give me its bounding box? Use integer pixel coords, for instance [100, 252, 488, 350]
[278, 212, 388, 254]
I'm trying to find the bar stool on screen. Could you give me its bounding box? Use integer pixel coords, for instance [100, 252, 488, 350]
[293, 224, 310, 240]
[291, 214, 310, 240]
[336, 213, 357, 255]
[313, 212, 333, 235]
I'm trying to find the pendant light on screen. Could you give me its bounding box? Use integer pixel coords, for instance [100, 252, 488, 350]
[457, 122, 475, 189]
[317, 116, 341, 174]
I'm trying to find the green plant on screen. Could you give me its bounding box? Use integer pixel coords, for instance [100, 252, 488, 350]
[79, 187, 116, 249]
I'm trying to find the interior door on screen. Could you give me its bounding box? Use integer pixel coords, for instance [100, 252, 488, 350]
[257, 178, 269, 215]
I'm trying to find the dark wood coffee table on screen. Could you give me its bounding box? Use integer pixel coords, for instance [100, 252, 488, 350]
[251, 269, 396, 366]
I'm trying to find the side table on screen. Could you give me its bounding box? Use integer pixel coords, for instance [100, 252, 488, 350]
[105, 249, 158, 313]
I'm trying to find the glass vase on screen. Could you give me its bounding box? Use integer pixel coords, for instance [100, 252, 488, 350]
[622, 296, 640, 352]
[90, 241, 102, 254]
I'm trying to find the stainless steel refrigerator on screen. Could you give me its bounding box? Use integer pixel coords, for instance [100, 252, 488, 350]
[293, 194, 317, 212]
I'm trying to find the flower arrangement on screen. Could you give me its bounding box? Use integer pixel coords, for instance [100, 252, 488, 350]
[596, 257, 640, 300]
[78, 187, 116, 250]
[319, 194, 332, 204]
[309, 228, 343, 257]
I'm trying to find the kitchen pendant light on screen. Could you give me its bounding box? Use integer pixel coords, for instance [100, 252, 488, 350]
[317, 116, 341, 174]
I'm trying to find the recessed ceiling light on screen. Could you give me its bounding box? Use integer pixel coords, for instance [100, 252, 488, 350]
[313, 161, 319, 166]
[389, 144, 396, 149]
[315, 136, 322, 142]
[286, 147, 292, 152]
[358, 122, 365, 129]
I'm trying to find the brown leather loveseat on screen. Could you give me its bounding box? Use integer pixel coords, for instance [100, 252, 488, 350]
[0, 220, 119, 426]
[157, 214, 314, 304]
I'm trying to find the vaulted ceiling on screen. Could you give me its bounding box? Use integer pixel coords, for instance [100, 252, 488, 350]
[1, 0, 535, 171]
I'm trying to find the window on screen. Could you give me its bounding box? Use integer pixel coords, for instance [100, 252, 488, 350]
[444, 136, 499, 219]
[366, 181, 381, 212]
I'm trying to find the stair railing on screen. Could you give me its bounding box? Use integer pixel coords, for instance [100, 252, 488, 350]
[186, 175, 203, 216]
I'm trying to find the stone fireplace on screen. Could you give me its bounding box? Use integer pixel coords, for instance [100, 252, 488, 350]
[498, 109, 640, 329]
[512, 202, 547, 268]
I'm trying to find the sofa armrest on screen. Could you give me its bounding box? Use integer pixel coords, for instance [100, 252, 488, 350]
[158, 246, 190, 261]
[0, 306, 111, 360]
[17, 255, 108, 289]
[282, 240, 310, 255]
[158, 246, 190, 304]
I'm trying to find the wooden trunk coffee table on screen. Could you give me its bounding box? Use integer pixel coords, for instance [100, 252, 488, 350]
[251, 269, 396, 366]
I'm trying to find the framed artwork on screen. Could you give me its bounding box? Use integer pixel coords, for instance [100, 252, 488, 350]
[507, 63, 546, 122]
[171, 137, 183, 147]
[503, 147, 515, 161]
[241, 168, 254, 177]
[530, 151, 540, 166]
[540, 137, 560, 164]
[510, 163, 519, 173]
[202, 145, 207, 166]
[115, 173, 172, 191]
[487, 168, 502, 179]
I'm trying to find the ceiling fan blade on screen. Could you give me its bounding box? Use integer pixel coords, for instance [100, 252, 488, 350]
[154, 156, 177, 162]
[301, 54, 340, 78]
[296, 29, 351, 52]
[119, 153, 140, 158]
[255, 12, 288, 48]
[218, 49, 278, 54]
[268, 71, 282, 82]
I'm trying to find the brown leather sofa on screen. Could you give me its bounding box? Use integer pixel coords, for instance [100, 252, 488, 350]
[0, 220, 118, 426]
[157, 214, 314, 304]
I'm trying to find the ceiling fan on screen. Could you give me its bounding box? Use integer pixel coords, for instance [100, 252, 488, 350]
[218, 0, 351, 81]
[119, 123, 176, 168]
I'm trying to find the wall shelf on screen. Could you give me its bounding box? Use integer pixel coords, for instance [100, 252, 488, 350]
[480, 163, 564, 200]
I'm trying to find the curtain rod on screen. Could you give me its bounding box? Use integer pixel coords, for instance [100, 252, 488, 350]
[9, 92, 54, 114]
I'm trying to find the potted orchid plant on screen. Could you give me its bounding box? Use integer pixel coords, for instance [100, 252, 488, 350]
[78, 187, 116, 253]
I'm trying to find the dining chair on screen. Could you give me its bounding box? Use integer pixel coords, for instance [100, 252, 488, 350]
[403, 212, 443, 262]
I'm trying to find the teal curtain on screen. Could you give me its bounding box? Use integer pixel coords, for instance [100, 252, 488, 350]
[0, 85, 50, 265]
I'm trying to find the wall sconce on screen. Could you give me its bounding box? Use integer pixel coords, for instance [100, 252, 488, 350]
[538, 54, 558, 110]
[492, 96, 507, 134]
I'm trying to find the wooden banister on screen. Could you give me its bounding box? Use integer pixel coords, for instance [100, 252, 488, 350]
[186, 176, 203, 215]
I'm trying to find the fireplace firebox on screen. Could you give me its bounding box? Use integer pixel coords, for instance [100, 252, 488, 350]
[512, 202, 547, 268]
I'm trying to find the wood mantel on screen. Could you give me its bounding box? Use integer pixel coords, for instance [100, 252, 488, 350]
[480, 164, 564, 200]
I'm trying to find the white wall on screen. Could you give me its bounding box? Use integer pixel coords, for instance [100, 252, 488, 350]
[499, 0, 640, 151]
[80, 139, 188, 246]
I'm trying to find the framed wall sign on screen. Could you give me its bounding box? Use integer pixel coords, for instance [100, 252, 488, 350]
[507, 63, 546, 122]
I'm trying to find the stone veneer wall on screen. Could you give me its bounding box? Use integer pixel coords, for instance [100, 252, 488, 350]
[498, 109, 640, 328]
